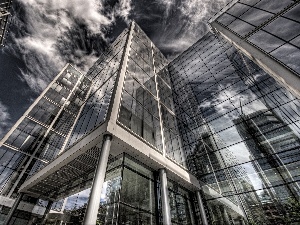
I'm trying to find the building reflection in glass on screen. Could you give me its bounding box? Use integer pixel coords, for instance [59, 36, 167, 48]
[168, 30, 300, 224]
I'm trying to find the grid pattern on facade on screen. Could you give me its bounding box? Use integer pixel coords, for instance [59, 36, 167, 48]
[168, 30, 300, 224]
[0, 0, 11, 46]
[167, 180, 195, 224]
[0, 65, 91, 198]
[25, 146, 100, 200]
[66, 29, 129, 148]
[215, 0, 300, 76]
[118, 23, 186, 167]
[118, 24, 164, 152]
[48, 154, 158, 224]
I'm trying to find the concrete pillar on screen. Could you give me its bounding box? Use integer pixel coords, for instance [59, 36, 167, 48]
[158, 168, 171, 225]
[83, 134, 112, 225]
[3, 193, 24, 225]
[196, 190, 208, 225]
[42, 200, 53, 224]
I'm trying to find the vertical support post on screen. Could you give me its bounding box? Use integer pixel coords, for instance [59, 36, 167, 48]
[42, 200, 53, 224]
[153, 172, 160, 225]
[149, 177, 153, 225]
[187, 199, 196, 225]
[3, 193, 24, 225]
[240, 219, 246, 225]
[196, 190, 208, 225]
[222, 206, 231, 225]
[83, 134, 112, 225]
[158, 168, 171, 225]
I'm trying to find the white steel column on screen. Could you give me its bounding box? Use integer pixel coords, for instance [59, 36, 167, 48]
[159, 168, 171, 225]
[3, 193, 24, 225]
[107, 21, 135, 123]
[196, 190, 208, 225]
[83, 134, 112, 225]
[151, 42, 167, 157]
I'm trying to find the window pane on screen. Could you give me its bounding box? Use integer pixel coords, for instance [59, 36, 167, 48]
[271, 43, 300, 74]
[248, 30, 285, 52]
[264, 17, 300, 41]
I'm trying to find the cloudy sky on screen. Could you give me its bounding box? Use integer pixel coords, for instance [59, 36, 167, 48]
[0, 0, 232, 138]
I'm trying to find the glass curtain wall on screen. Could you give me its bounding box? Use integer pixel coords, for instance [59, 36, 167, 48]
[39, 153, 156, 225]
[215, 0, 300, 75]
[0, 0, 12, 45]
[0, 65, 91, 198]
[118, 23, 186, 167]
[168, 31, 300, 224]
[0, 64, 91, 224]
[96, 154, 156, 225]
[0, 28, 128, 224]
[66, 28, 129, 147]
[118, 24, 164, 151]
[167, 180, 195, 225]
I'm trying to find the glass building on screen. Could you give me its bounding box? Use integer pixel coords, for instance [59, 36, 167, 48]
[0, 1, 300, 224]
[0, 0, 12, 46]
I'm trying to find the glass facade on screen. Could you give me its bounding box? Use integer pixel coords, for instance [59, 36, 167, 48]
[66, 28, 128, 147]
[0, 28, 128, 224]
[118, 24, 185, 166]
[168, 30, 300, 224]
[1, 2, 300, 224]
[168, 181, 195, 225]
[215, 0, 300, 75]
[118, 24, 164, 151]
[0, 0, 11, 45]
[0, 65, 90, 198]
[46, 154, 194, 225]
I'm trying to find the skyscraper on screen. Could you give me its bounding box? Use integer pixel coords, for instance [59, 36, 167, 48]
[1, 1, 300, 224]
[0, 0, 12, 46]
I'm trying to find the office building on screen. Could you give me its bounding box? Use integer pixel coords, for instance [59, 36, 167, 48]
[0, 0, 12, 46]
[0, 0, 300, 224]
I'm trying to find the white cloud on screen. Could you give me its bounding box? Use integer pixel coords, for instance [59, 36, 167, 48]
[153, 0, 232, 58]
[0, 101, 11, 139]
[179, 0, 231, 26]
[8, 0, 132, 93]
[157, 0, 174, 17]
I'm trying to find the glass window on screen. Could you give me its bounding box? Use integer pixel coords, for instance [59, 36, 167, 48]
[248, 30, 285, 52]
[239, 0, 260, 6]
[264, 17, 300, 41]
[271, 43, 300, 74]
[228, 19, 255, 37]
[226, 3, 251, 17]
[239, 7, 273, 26]
[118, 90, 162, 150]
[217, 13, 236, 26]
[283, 4, 300, 22]
[254, 0, 294, 13]
[120, 168, 155, 213]
[290, 35, 300, 48]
